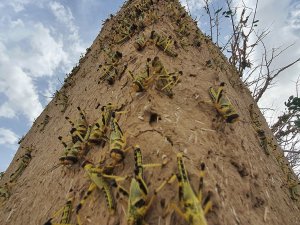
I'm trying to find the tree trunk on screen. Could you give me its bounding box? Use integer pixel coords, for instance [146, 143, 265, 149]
[0, 0, 299, 224]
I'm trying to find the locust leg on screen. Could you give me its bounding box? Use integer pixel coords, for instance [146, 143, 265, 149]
[196, 163, 212, 214]
[168, 202, 188, 221]
[154, 174, 177, 194]
[76, 183, 97, 225]
[197, 163, 205, 202]
[208, 87, 219, 103]
[202, 192, 212, 215]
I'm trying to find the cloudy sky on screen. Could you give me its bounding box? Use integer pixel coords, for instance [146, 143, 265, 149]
[0, 0, 299, 172]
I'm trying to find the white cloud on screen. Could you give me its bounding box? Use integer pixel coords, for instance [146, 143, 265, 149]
[288, 2, 300, 30]
[49, 2, 75, 32]
[49, 1, 84, 54]
[5, 0, 46, 12]
[0, 18, 69, 121]
[0, 55, 43, 121]
[180, 0, 207, 13]
[1, 19, 68, 77]
[0, 103, 16, 118]
[0, 128, 18, 145]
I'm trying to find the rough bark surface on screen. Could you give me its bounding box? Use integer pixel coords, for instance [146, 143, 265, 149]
[1, 0, 299, 225]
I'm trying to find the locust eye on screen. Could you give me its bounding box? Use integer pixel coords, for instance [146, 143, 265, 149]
[200, 163, 205, 170]
[81, 160, 91, 168]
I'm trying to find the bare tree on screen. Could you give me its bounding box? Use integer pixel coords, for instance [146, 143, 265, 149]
[200, 0, 300, 98]
[271, 77, 300, 176]
[197, 0, 300, 175]
[244, 42, 300, 102]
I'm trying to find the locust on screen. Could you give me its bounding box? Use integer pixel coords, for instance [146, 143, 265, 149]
[150, 31, 178, 57]
[43, 189, 75, 225]
[151, 57, 181, 97]
[58, 125, 91, 165]
[109, 112, 129, 166]
[134, 33, 147, 51]
[249, 104, 270, 155]
[0, 172, 4, 180]
[208, 84, 239, 123]
[114, 22, 138, 44]
[129, 57, 181, 97]
[88, 103, 115, 144]
[155, 70, 182, 97]
[9, 146, 33, 183]
[59, 107, 91, 165]
[98, 50, 127, 85]
[65, 107, 89, 143]
[114, 146, 163, 225]
[165, 153, 212, 225]
[76, 160, 126, 225]
[0, 183, 10, 201]
[129, 58, 153, 92]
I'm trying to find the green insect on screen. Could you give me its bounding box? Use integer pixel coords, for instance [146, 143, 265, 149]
[151, 57, 181, 97]
[109, 112, 129, 166]
[98, 50, 127, 85]
[0, 183, 10, 201]
[9, 146, 33, 183]
[150, 31, 178, 57]
[43, 189, 75, 225]
[166, 153, 212, 225]
[134, 33, 147, 51]
[208, 84, 239, 123]
[114, 146, 163, 225]
[58, 126, 91, 165]
[0, 172, 4, 180]
[65, 107, 88, 143]
[88, 103, 115, 144]
[155, 70, 182, 97]
[76, 160, 126, 225]
[114, 22, 138, 44]
[129, 58, 153, 93]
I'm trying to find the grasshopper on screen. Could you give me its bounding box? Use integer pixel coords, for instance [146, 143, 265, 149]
[287, 178, 300, 201]
[133, 33, 147, 51]
[152, 57, 181, 97]
[150, 31, 178, 57]
[114, 22, 138, 44]
[257, 129, 270, 155]
[109, 113, 129, 166]
[76, 160, 126, 225]
[0, 183, 10, 201]
[249, 104, 270, 155]
[44, 189, 75, 225]
[54, 90, 69, 113]
[155, 70, 182, 97]
[129, 58, 153, 92]
[114, 146, 163, 225]
[88, 103, 115, 144]
[166, 153, 212, 225]
[58, 126, 91, 165]
[98, 50, 127, 85]
[58, 137, 76, 165]
[65, 107, 88, 143]
[0, 172, 4, 180]
[9, 146, 33, 183]
[208, 84, 239, 123]
[129, 57, 181, 97]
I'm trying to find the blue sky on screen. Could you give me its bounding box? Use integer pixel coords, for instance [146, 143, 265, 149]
[0, 0, 299, 172]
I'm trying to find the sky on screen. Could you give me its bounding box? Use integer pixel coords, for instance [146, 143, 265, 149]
[0, 0, 299, 172]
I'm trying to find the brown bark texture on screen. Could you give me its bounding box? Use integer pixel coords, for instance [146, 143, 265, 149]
[0, 0, 299, 225]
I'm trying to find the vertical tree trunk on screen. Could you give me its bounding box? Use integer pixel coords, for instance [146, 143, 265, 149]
[0, 0, 299, 224]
